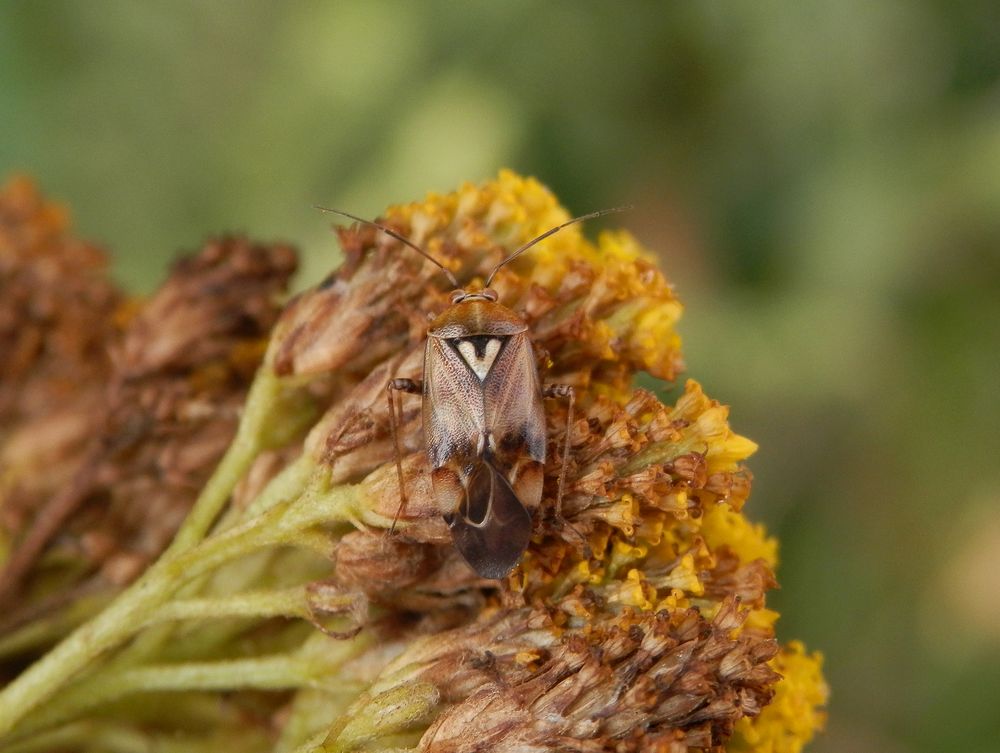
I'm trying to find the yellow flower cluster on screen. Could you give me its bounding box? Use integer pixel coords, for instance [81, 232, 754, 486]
[340, 172, 829, 750]
[387, 169, 685, 384]
[731, 642, 830, 753]
[0, 171, 828, 752]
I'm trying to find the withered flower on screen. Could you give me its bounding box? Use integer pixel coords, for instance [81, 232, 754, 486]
[0, 176, 120, 579]
[0, 171, 826, 753]
[0, 176, 297, 642]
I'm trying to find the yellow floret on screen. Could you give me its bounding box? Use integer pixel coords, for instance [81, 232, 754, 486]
[701, 501, 778, 568]
[729, 642, 829, 753]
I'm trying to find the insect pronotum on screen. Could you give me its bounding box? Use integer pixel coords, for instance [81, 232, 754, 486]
[318, 205, 626, 578]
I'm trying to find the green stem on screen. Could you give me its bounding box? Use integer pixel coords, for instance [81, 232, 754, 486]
[0, 472, 354, 738]
[8, 632, 369, 744]
[15, 655, 321, 738]
[1, 719, 272, 753]
[0, 591, 113, 662]
[0, 561, 173, 737]
[0, 722, 95, 753]
[165, 366, 282, 555]
[115, 457, 314, 667]
[148, 586, 311, 624]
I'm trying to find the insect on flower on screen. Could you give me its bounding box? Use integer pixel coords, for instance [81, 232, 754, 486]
[317, 206, 625, 578]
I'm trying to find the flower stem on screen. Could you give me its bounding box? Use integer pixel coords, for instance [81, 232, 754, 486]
[0, 591, 113, 662]
[166, 366, 302, 555]
[0, 561, 173, 736]
[0, 464, 352, 738]
[113, 457, 315, 666]
[147, 585, 311, 624]
[12, 654, 353, 740]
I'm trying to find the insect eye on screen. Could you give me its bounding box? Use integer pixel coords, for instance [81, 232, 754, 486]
[481, 288, 498, 301]
[450, 290, 467, 303]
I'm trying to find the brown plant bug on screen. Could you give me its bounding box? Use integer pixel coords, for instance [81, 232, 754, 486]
[317, 205, 625, 578]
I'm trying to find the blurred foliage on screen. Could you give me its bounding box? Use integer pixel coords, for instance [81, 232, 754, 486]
[1, 2, 998, 751]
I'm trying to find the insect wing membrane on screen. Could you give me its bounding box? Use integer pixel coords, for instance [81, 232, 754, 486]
[446, 459, 532, 579]
[483, 331, 547, 467]
[422, 336, 485, 469]
[423, 316, 546, 578]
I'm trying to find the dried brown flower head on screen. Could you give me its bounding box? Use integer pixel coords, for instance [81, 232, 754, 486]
[0, 176, 297, 625]
[0, 172, 826, 753]
[264, 172, 826, 752]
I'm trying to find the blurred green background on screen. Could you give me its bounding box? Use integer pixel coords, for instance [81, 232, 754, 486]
[2, 2, 998, 751]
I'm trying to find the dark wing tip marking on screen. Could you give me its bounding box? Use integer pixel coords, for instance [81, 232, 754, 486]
[446, 459, 531, 579]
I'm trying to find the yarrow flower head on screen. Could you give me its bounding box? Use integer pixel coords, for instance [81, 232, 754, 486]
[0, 171, 827, 753]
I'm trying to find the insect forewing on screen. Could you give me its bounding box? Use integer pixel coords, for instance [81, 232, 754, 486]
[422, 304, 548, 579]
[422, 336, 485, 468]
[446, 459, 533, 579]
[482, 332, 547, 466]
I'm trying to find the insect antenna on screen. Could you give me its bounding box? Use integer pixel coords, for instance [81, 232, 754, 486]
[315, 205, 460, 288]
[484, 205, 632, 287]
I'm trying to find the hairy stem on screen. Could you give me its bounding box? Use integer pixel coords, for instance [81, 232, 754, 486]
[13, 630, 368, 745]
[0, 592, 113, 662]
[167, 366, 298, 555]
[147, 586, 311, 624]
[0, 463, 354, 738]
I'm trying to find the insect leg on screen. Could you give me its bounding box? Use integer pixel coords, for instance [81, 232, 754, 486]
[386, 378, 422, 535]
[543, 383, 591, 558]
[543, 384, 575, 519]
